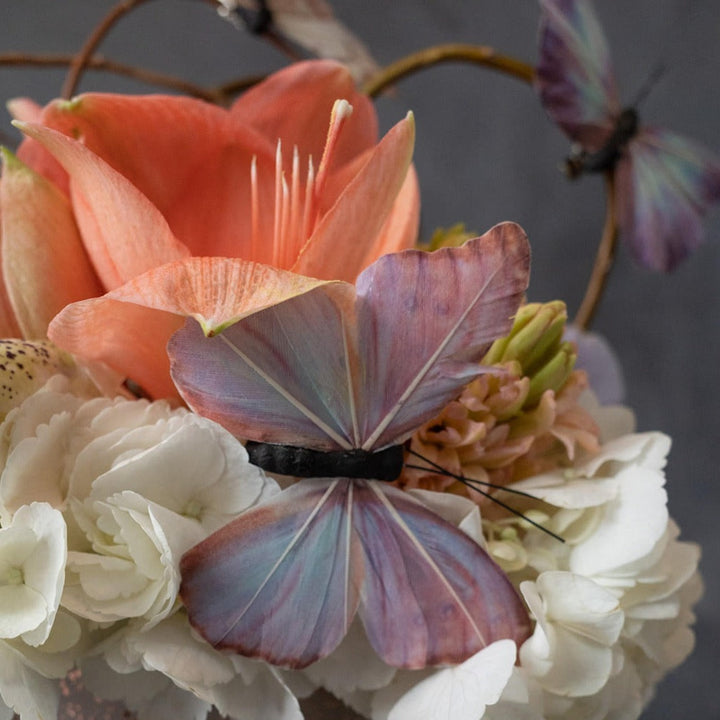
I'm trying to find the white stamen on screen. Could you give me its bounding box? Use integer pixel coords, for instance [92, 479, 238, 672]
[273, 140, 283, 266]
[250, 155, 259, 260]
[290, 145, 301, 257]
[279, 174, 290, 267]
[302, 155, 316, 244]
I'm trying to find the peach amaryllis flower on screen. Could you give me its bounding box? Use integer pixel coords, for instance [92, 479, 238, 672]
[3, 60, 417, 398]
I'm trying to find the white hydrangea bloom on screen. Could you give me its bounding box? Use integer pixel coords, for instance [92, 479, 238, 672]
[519, 572, 624, 697]
[489, 430, 698, 720]
[372, 640, 517, 720]
[0, 374, 700, 720]
[305, 423, 700, 720]
[82, 612, 302, 720]
[0, 377, 282, 719]
[0, 502, 67, 646]
[0, 609, 81, 720]
[64, 490, 204, 627]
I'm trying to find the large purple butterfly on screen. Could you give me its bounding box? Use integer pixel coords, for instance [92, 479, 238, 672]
[174, 223, 532, 669]
[536, 0, 720, 271]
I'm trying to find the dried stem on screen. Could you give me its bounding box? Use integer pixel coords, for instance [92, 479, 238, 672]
[1, 52, 226, 103]
[362, 43, 534, 97]
[60, 0, 298, 99]
[62, 0, 155, 98]
[573, 172, 619, 329]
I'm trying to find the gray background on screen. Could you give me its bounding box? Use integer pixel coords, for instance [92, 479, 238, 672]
[1, 1, 718, 718]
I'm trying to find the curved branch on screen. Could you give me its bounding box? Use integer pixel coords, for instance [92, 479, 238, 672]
[62, 0, 154, 98]
[1, 52, 225, 103]
[573, 172, 619, 329]
[362, 43, 534, 97]
[60, 0, 298, 99]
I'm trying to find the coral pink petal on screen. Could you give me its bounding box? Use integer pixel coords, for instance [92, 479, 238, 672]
[16, 122, 190, 290]
[0, 217, 21, 338]
[37, 93, 275, 258]
[231, 60, 378, 171]
[50, 256, 345, 398]
[48, 297, 184, 400]
[106, 257, 341, 335]
[365, 164, 420, 262]
[8, 98, 69, 195]
[1, 150, 103, 338]
[293, 114, 416, 282]
[6, 98, 42, 123]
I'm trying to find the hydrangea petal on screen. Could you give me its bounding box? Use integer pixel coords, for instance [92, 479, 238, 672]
[373, 640, 516, 720]
[520, 572, 623, 697]
[0, 503, 67, 646]
[0, 641, 64, 720]
[569, 465, 668, 578]
[0, 586, 46, 639]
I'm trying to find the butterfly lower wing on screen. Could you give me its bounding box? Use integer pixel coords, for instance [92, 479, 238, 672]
[180, 478, 362, 669]
[616, 128, 720, 271]
[353, 481, 531, 668]
[536, 0, 621, 149]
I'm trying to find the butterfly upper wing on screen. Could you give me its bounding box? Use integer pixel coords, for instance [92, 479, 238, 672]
[615, 127, 720, 271]
[169, 224, 530, 452]
[536, 0, 621, 150]
[180, 478, 362, 668]
[353, 481, 531, 668]
[355, 222, 530, 450]
[169, 282, 358, 450]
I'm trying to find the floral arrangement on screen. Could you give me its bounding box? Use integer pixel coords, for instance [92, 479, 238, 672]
[0, 1, 710, 719]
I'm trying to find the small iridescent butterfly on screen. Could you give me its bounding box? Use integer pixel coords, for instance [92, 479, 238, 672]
[536, 0, 720, 272]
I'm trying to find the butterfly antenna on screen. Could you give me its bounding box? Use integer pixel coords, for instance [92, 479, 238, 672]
[631, 62, 666, 109]
[406, 449, 565, 543]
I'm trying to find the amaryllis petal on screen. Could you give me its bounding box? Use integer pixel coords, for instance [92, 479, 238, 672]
[15, 122, 190, 290]
[104, 256, 339, 333]
[0, 205, 22, 338]
[8, 98, 69, 195]
[0, 149, 102, 338]
[6, 98, 42, 123]
[363, 164, 420, 263]
[36, 93, 275, 259]
[48, 257, 339, 398]
[231, 60, 378, 172]
[48, 297, 183, 400]
[293, 114, 416, 282]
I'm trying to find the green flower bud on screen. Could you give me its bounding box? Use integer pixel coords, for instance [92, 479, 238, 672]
[526, 340, 576, 406]
[483, 301, 576, 407]
[421, 223, 476, 251]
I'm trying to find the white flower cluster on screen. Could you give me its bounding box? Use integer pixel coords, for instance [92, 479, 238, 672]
[0, 374, 701, 720]
[292, 397, 701, 720]
[0, 375, 300, 720]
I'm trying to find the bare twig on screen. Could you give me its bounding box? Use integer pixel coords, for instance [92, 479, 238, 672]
[573, 173, 619, 329]
[1, 52, 226, 103]
[363, 42, 534, 97]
